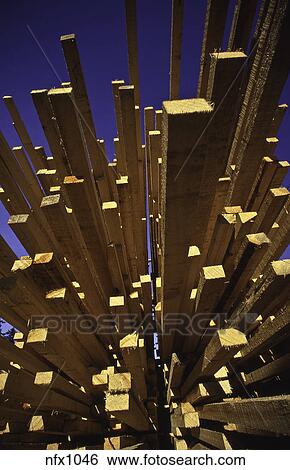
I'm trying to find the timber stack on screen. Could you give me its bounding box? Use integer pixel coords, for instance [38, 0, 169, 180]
[0, 0, 290, 450]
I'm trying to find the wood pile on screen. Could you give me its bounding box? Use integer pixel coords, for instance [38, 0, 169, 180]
[0, 0, 290, 450]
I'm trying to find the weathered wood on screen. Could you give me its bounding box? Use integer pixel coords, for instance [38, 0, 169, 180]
[227, 1, 290, 206]
[160, 99, 213, 359]
[197, 0, 229, 97]
[169, 0, 184, 100]
[181, 329, 247, 397]
[191, 427, 232, 450]
[124, 0, 140, 105]
[105, 392, 150, 431]
[230, 260, 290, 328]
[237, 302, 290, 362]
[3, 96, 44, 172]
[228, 0, 258, 51]
[243, 352, 290, 385]
[197, 395, 290, 435]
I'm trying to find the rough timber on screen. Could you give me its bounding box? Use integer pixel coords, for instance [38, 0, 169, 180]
[0, 0, 290, 451]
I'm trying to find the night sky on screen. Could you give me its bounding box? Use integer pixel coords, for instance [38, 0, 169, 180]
[0, 0, 289, 257]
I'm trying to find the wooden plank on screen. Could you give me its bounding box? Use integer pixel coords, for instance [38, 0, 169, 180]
[243, 352, 290, 385]
[254, 200, 290, 276]
[26, 328, 92, 390]
[200, 176, 231, 268]
[0, 235, 16, 278]
[245, 156, 276, 212]
[0, 186, 14, 214]
[227, 1, 290, 206]
[191, 427, 232, 450]
[271, 160, 290, 187]
[116, 176, 138, 282]
[171, 403, 200, 430]
[237, 302, 290, 362]
[148, 131, 161, 220]
[8, 214, 43, 256]
[13, 146, 44, 202]
[197, 395, 290, 435]
[222, 211, 257, 277]
[118, 85, 146, 274]
[185, 378, 232, 405]
[3, 96, 44, 172]
[206, 51, 246, 104]
[190, 265, 226, 349]
[120, 333, 147, 400]
[169, 0, 184, 100]
[230, 260, 290, 328]
[105, 392, 150, 431]
[31, 89, 71, 181]
[0, 133, 30, 214]
[206, 213, 236, 265]
[102, 200, 130, 292]
[34, 371, 92, 406]
[251, 187, 289, 234]
[181, 328, 247, 397]
[160, 99, 213, 359]
[60, 34, 95, 133]
[155, 109, 163, 132]
[178, 246, 201, 313]
[220, 232, 271, 312]
[108, 372, 131, 394]
[37, 169, 58, 195]
[197, 0, 229, 97]
[61, 34, 110, 198]
[166, 353, 186, 403]
[63, 177, 112, 299]
[45, 288, 110, 368]
[40, 192, 109, 314]
[227, 0, 258, 51]
[112, 80, 127, 175]
[0, 335, 50, 374]
[0, 300, 27, 332]
[124, 0, 140, 105]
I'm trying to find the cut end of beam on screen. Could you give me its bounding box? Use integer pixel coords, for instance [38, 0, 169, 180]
[163, 98, 213, 115]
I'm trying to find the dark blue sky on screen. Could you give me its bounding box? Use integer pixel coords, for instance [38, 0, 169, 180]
[0, 0, 289, 257]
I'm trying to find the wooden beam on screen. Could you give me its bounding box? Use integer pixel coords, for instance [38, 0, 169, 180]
[31, 89, 71, 181]
[105, 392, 150, 431]
[197, 395, 290, 435]
[181, 328, 247, 397]
[227, 0, 258, 51]
[237, 302, 290, 362]
[227, 1, 290, 206]
[124, 0, 140, 105]
[243, 352, 290, 385]
[191, 427, 232, 450]
[160, 98, 213, 359]
[197, 0, 229, 97]
[3, 96, 44, 172]
[251, 187, 289, 234]
[169, 0, 184, 100]
[230, 260, 290, 328]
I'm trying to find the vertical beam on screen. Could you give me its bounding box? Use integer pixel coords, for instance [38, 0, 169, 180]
[160, 98, 213, 359]
[228, 0, 258, 51]
[197, 0, 229, 97]
[169, 0, 184, 100]
[125, 0, 141, 105]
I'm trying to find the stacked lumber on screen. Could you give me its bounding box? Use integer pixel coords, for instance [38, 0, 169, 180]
[0, 0, 290, 450]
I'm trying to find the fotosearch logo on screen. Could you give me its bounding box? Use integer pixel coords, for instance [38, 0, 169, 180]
[30, 312, 258, 335]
